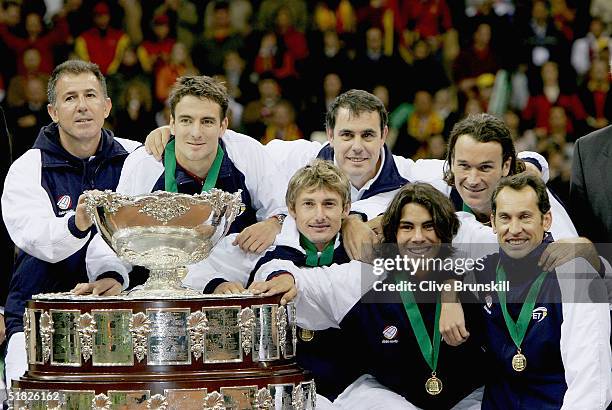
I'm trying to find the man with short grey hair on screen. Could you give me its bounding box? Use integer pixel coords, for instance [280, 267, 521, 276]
[1, 60, 140, 389]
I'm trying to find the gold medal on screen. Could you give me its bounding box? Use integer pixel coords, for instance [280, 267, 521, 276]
[425, 374, 443, 395]
[298, 328, 315, 342]
[511, 350, 527, 372]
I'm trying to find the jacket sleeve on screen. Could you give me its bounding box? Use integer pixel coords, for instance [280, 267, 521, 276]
[1, 150, 91, 262]
[548, 190, 579, 239]
[253, 259, 374, 330]
[264, 138, 323, 188]
[224, 131, 290, 220]
[558, 258, 612, 409]
[393, 155, 451, 195]
[182, 233, 262, 291]
[86, 232, 131, 289]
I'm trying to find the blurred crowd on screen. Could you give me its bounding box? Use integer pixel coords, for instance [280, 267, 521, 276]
[0, 0, 610, 202]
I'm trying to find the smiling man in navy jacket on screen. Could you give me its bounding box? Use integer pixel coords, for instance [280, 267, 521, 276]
[473, 173, 611, 409]
[1, 60, 141, 389]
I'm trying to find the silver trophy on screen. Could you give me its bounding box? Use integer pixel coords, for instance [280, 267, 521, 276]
[83, 189, 243, 298]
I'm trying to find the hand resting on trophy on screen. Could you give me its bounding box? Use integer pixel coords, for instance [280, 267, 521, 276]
[71, 277, 122, 296]
[248, 273, 297, 305]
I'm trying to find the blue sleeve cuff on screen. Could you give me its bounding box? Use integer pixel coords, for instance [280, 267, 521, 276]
[522, 157, 543, 172]
[266, 270, 294, 281]
[68, 214, 91, 239]
[96, 271, 124, 285]
[203, 278, 228, 294]
[348, 211, 368, 222]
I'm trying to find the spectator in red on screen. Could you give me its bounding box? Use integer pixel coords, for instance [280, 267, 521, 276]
[522, 60, 587, 136]
[137, 14, 175, 75]
[400, 0, 453, 54]
[356, 0, 401, 55]
[0, 10, 69, 75]
[550, 0, 575, 43]
[452, 22, 501, 97]
[253, 31, 297, 83]
[74, 2, 130, 75]
[6, 48, 48, 108]
[154, 41, 197, 103]
[274, 5, 308, 63]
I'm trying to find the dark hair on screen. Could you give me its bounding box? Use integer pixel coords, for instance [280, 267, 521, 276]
[47, 60, 107, 105]
[444, 113, 524, 186]
[325, 89, 388, 134]
[491, 173, 550, 216]
[168, 75, 229, 119]
[382, 183, 459, 246]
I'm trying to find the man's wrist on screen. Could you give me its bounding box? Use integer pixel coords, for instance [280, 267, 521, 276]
[346, 211, 367, 222]
[269, 214, 286, 226]
[68, 214, 92, 238]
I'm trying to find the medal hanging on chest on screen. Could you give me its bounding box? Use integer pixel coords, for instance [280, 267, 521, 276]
[496, 262, 548, 372]
[397, 273, 443, 395]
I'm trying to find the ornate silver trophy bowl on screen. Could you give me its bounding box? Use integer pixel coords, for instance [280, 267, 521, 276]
[83, 189, 243, 298]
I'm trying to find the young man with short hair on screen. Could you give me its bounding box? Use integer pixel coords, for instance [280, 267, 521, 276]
[80, 75, 287, 294]
[184, 160, 360, 400]
[442, 113, 577, 240]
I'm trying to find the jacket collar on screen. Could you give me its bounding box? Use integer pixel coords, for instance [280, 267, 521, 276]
[33, 122, 129, 166]
[317, 143, 408, 200]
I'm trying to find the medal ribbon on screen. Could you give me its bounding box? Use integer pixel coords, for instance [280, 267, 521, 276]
[496, 262, 547, 350]
[300, 234, 335, 267]
[164, 139, 224, 193]
[396, 272, 441, 373]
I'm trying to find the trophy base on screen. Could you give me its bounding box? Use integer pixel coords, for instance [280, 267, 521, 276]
[127, 267, 203, 299]
[19, 293, 311, 408]
[128, 287, 204, 299]
[12, 369, 315, 409]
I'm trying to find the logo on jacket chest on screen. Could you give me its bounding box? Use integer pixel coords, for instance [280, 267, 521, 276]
[381, 325, 399, 344]
[56, 195, 73, 214]
[531, 306, 548, 322]
[483, 294, 548, 323]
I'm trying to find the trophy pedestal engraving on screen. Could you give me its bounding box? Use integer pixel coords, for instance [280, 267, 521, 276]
[13, 294, 313, 409]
